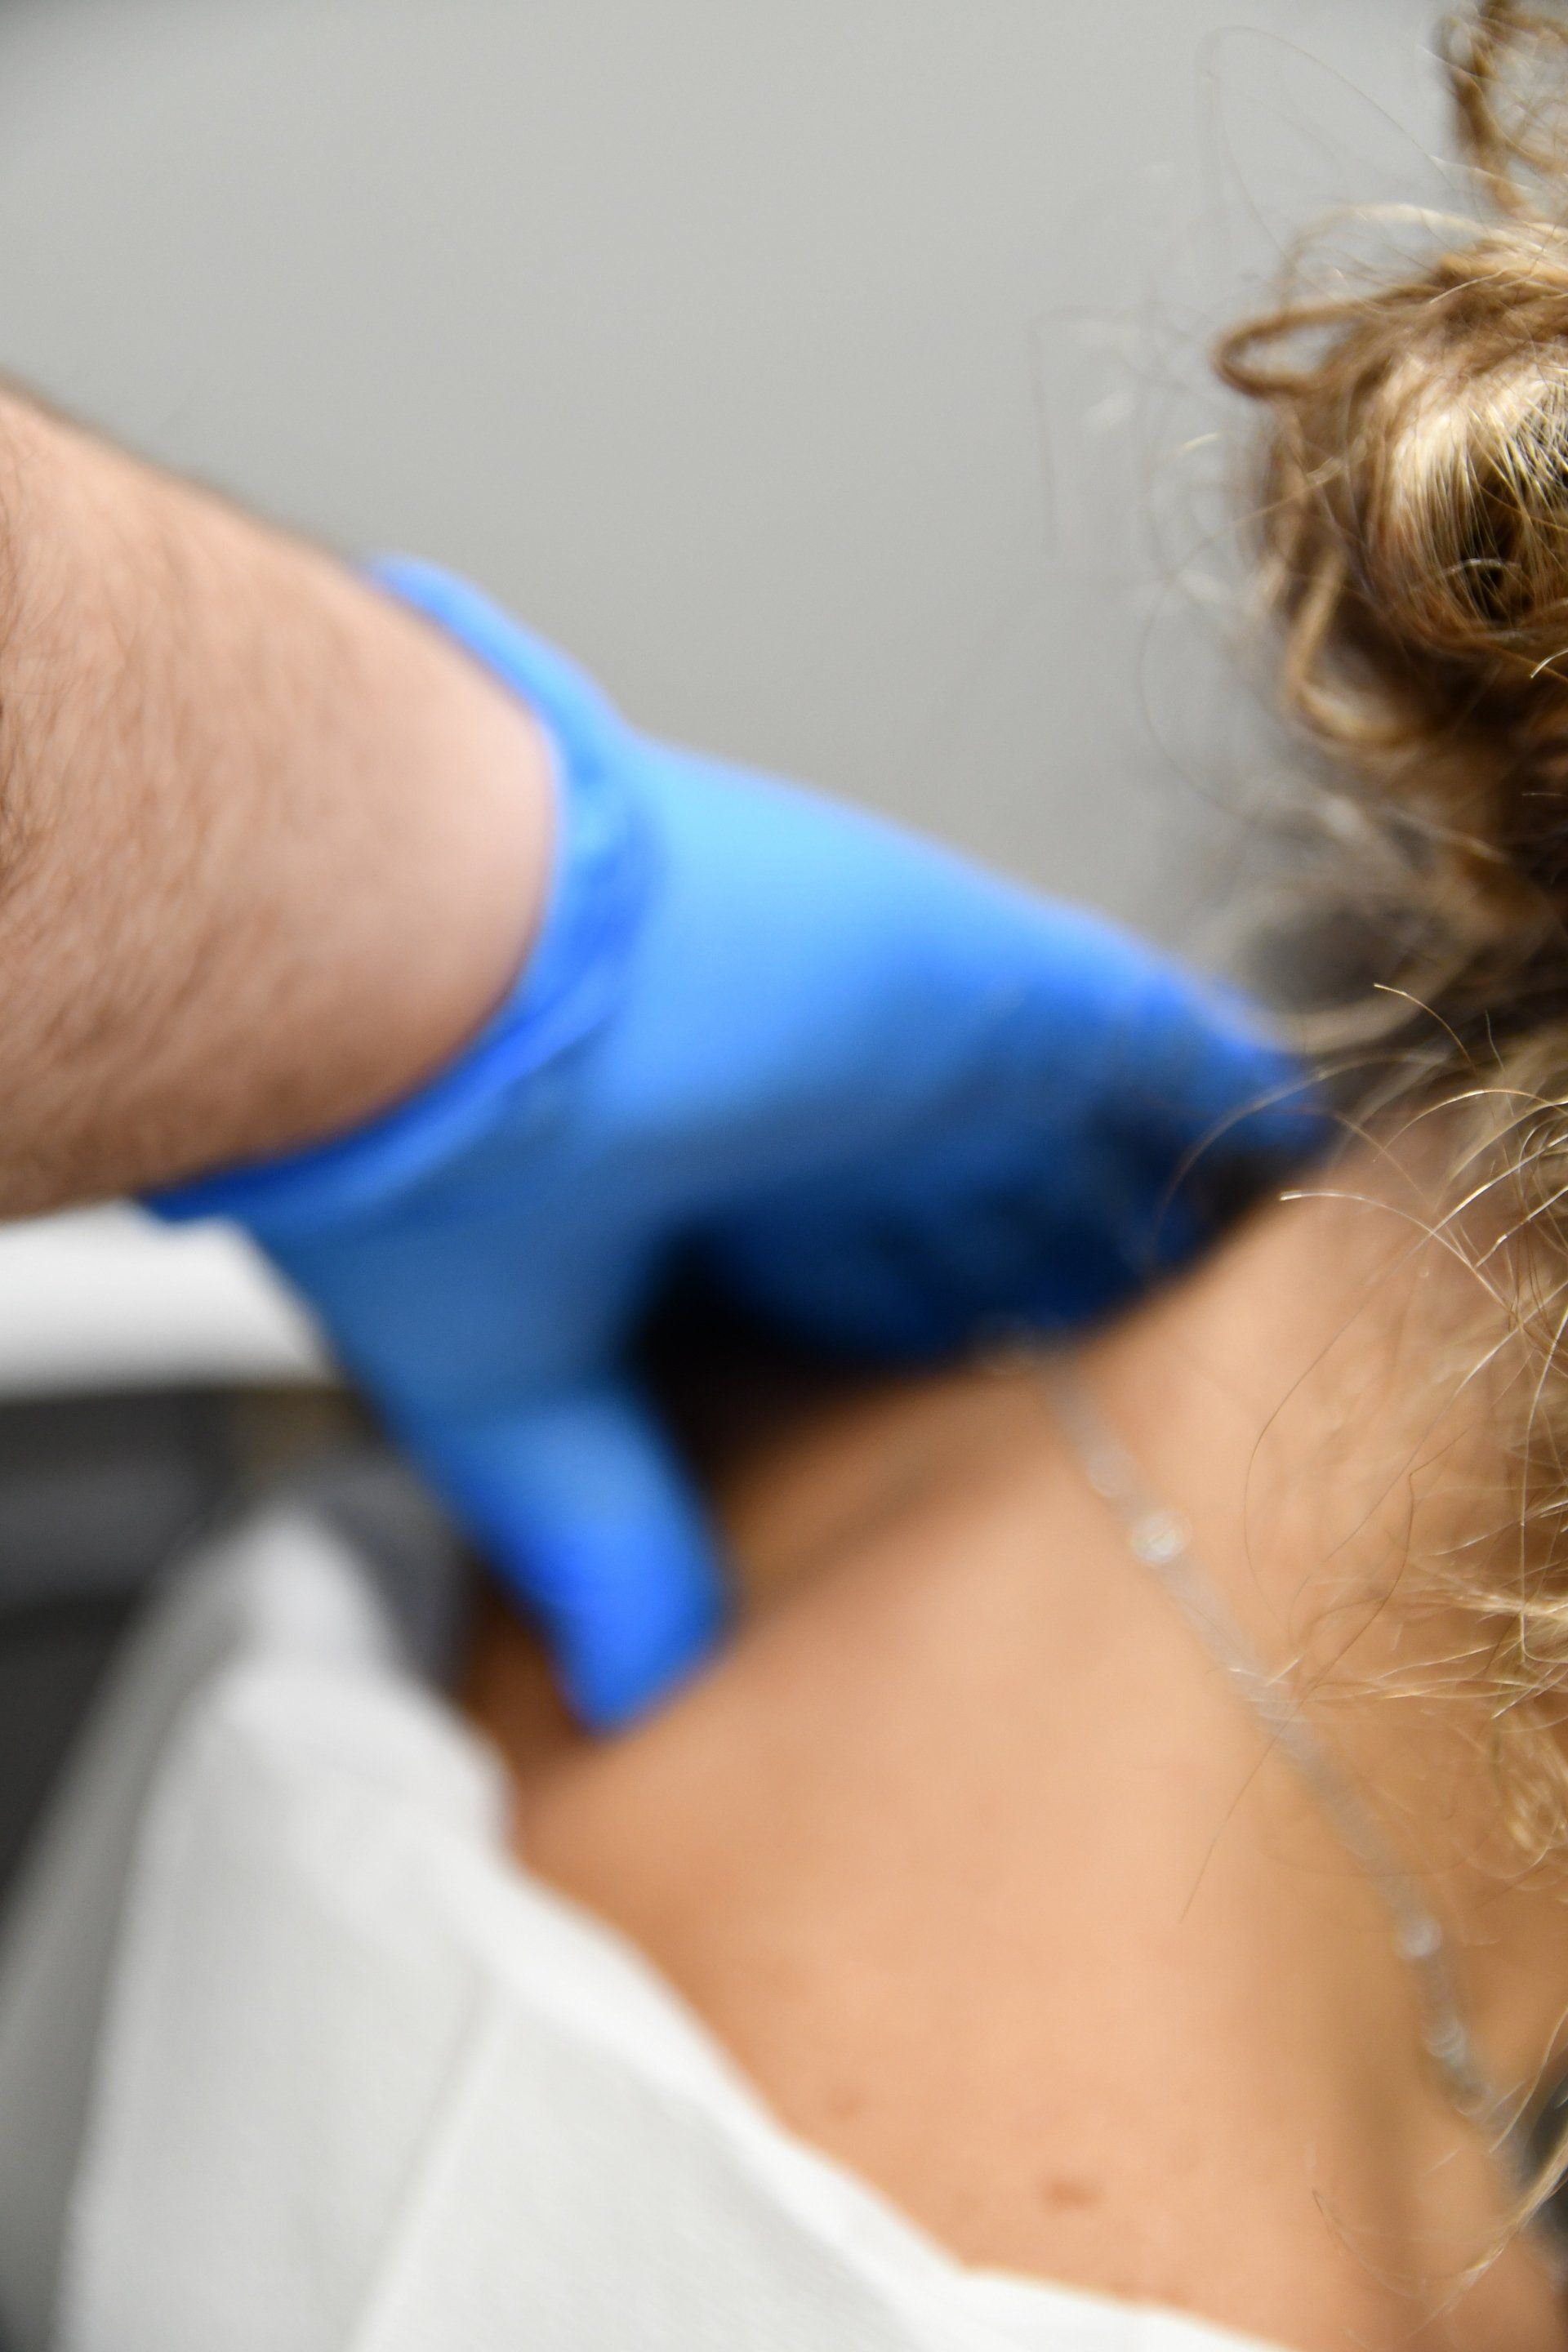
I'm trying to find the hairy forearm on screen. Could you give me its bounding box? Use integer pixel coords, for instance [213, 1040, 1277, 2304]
[0, 394, 550, 1214]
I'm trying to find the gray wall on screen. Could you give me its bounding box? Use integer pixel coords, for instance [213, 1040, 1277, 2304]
[0, 0, 1447, 939]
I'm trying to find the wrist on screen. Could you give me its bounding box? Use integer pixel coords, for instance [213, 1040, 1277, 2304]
[152, 569, 653, 1238]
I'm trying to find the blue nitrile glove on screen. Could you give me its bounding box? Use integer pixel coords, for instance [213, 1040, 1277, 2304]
[153, 561, 1314, 1726]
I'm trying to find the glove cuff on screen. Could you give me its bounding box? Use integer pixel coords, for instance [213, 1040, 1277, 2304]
[149, 559, 653, 1239]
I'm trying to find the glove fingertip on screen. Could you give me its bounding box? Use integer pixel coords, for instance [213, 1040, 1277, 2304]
[422, 1386, 730, 1732]
[555, 1560, 728, 1731]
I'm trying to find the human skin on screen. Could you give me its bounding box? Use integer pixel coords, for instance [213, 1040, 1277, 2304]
[466, 1158, 1568, 2352]
[0, 391, 550, 1211]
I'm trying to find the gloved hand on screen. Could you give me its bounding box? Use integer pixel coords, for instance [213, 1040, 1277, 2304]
[154, 561, 1312, 1726]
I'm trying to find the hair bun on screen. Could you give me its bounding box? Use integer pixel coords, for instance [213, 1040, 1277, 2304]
[1325, 238, 1568, 686]
[1215, 6, 1568, 937]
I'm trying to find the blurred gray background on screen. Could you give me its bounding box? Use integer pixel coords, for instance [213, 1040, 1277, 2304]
[0, 0, 1483, 2011]
[0, 0, 1450, 942]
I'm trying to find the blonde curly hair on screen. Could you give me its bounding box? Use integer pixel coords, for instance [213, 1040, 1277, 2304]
[1215, 6, 1568, 1912]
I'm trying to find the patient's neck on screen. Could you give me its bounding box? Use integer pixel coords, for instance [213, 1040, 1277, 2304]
[711, 1156, 1568, 2113]
[479, 1154, 1568, 2350]
[1083, 1163, 1568, 2100]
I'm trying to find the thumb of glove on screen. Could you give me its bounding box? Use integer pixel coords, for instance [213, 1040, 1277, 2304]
[408, 1377, 728, 1729]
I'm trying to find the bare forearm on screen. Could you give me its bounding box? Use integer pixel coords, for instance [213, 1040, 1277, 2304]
[0, 393, 550, 1214]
